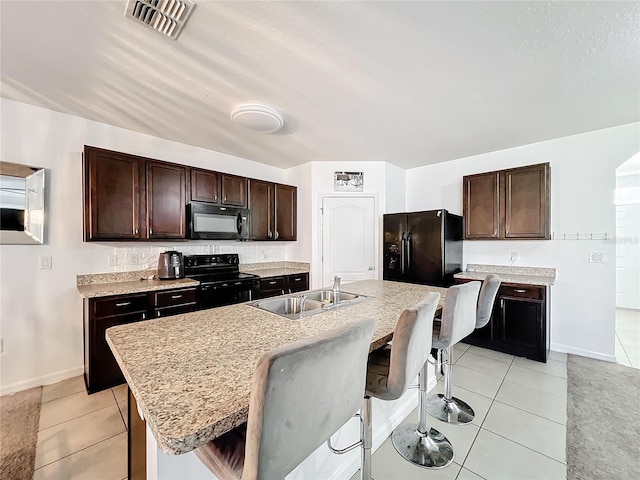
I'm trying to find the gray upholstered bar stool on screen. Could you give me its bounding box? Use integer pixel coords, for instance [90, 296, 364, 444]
[361, 292, 450, 474]
[391, 282, 480, 468]
[425, 277, 500, 425]
[194, 317, 376, 480]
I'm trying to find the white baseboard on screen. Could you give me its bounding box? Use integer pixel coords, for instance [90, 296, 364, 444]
[0, 365, 84, 396]
[550, 344, 617, 363]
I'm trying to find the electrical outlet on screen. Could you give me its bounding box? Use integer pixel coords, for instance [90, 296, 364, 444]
[130, 253, 139, 265]
[510, 251, 519, 262]
[39, 256, 52, 269]
[589, 252, 605, 263]
[108, 255, 118, 267]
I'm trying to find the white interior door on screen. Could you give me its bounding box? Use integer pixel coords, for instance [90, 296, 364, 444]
[616, 204, 640, 310]
[321, 196, 377, 287]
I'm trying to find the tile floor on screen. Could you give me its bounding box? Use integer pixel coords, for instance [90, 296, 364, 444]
[33, 376, 127, 480]
[31, 309, 639, 480]
[615, 308, 640, 368]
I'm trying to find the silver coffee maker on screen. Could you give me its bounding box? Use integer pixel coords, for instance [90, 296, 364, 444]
[157, 251, 184, 279]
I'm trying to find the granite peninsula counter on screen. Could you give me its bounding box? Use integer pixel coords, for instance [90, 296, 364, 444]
[105, 279, 447, 457]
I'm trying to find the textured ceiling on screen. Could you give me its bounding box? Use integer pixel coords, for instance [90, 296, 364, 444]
[1, 1, 639, 169]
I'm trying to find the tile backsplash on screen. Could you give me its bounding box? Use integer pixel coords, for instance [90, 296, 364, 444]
[111, 243, 287, 272]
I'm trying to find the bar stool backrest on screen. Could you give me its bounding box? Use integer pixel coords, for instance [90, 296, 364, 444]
[476, 274, 501, 329]
[242, 317, 376, 480]
[386, 292, 441, 399]
[434, 281, 481, 349]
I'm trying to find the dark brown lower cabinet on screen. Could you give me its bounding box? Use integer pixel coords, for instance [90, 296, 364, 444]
[84, 294, 148, 394]
[258, 273, 309, 298]
[457, 279, 549, 362]
[84, 287, 199, 393]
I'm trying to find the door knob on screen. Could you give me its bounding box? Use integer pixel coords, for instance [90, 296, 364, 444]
[368, 266, 374, 271]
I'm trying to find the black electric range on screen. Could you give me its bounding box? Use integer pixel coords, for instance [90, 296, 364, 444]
[184, 254, 260, 309]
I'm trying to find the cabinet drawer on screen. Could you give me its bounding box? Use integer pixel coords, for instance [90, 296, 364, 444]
[260, 277, 286, 291]
[93, 294, 148, 318]
[153, 288, 198, 308]
[500, 285, 544, 300]
[286, 273, 309, 293]
[153, 303, 197, 318]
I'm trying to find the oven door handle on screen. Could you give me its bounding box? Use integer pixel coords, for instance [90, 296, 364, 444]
[237, 213, 242, 235]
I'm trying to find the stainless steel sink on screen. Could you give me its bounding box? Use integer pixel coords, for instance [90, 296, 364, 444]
[249, 289, 368, 320]
[305, 290, 359, 304]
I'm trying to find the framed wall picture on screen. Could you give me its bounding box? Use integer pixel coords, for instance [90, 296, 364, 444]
[334, 171, 364, 192]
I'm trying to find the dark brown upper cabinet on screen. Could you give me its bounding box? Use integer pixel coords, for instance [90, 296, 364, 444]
[83, 146, 187, 241]
[190, 169, 247, 207]
[146, 161, 186, 239]
[248, 180, 297, 241]
[221, 174, 247, 207]
[463, 163, 550, 240]
[191, 169, 220, 203]
[84, 146, 142, 240]
[275, 184, 297, 241]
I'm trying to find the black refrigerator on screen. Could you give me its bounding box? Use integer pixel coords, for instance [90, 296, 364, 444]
[383, 210, 463, 287]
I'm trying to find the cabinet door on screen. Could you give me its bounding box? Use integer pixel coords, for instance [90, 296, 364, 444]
[494, 296, 546, 362]
[248, 179, 274, 240]
[504, 163, 550, 239]
[146, 161, 186, 239]
[221, 174, 247, 207]
[275, 184, 297, 241]
[191, 169, 220, 203]
[84, 147, 141, 240]
[463, 172, 500, 239]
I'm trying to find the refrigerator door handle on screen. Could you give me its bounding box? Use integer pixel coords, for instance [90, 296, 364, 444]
[400, 232, 406, 274]
[406, 232, 412, 272]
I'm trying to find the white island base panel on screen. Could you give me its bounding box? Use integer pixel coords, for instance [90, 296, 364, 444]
[145, 366, 436, 480]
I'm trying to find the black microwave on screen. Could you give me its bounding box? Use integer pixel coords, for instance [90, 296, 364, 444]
[187, 202, 250, 240]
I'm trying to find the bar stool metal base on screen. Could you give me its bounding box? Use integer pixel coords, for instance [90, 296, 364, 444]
[391, 424, 454, 469]
[425, 393, 475, 425]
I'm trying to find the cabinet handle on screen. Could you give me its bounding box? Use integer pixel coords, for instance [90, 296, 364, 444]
[268, 230, 273, 239]
[294, 278, 301, 282]
[288, 289, 292, 294]
[268, 281, 277, 285]
[171, 295, 182, 299]
[224, 195, 227, 202]
[214, 195, 218, 202]
[141, 312, 146, 320]
[135, 228, 139, 235]
[281, 289, 285, 295]
[514, 289, 526, 293]
[150, 228, 153, 235]
[116, 302, 131, 307]
[274, 231, 279, 240]
[156, 311, 161, 318]
[501, 299, 504, 309]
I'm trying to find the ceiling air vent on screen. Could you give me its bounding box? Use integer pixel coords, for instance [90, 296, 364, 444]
[125, 0, 195, 40]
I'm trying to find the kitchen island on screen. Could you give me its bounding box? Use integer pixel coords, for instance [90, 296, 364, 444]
[106, 279, 447, 479]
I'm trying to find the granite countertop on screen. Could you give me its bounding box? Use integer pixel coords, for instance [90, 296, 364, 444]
[106, 279, 446, 455]
[454, 264, 556, 286]
[247, 267, 309, 278]
[77, 278, 200, 299]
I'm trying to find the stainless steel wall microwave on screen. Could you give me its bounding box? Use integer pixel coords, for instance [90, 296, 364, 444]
[188, 202, 250, 240]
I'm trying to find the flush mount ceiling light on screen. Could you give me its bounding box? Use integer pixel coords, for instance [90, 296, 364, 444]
[230, 103, 284, 134]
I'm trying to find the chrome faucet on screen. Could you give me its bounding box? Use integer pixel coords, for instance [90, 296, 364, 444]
[299, 295, 307, 312]
[332, 276, 341, 305]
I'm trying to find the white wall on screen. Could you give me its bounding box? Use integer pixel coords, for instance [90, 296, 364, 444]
[0, 99, 290, 394]
[406, 122, 640, 361]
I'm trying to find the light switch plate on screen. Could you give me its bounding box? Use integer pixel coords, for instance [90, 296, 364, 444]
[510, 251, 519, 262]
[39, 256, 52, 269]
[589, 252, 605, 263]
[130, 253, 139, 265]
